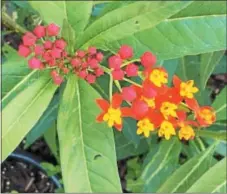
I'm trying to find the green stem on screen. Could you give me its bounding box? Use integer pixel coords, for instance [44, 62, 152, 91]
[109, 74, 113, 102]
[123, 78, 142, 88]
[2, 11, 27, 34]
[114, 80, 122, 92]
[121, 58, 140, 68]
[195, 136, 206, 151]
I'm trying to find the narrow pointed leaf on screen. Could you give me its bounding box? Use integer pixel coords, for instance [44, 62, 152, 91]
[187, 158, 227, 193]
[57, 75, 121, 192]
[2, 76, 57, 161]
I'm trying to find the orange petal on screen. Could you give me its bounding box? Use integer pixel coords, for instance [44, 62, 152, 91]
[121, 107, 133, 117]
[177, 111, 187, 121]
[96, 98, 109, 111]
[112, 93, 122, 108]
[173, 75, 181, 88]
[114, 123, 122, 131]
[187, 120, 199, 127]
[96, 112, 105, 122]
[185, 98, 199, 112]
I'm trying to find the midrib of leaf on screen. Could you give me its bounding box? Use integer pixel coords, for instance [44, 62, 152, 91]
[170, 143, 216, 192]
[79, 2, 191, 48]
[201, 52, 213, 90]
[2, 70, 37, 103]
[215, 104, 227, 113]
[75, 79, 92, 192]
[142, 139, 177, 184]
[212, 180, 227, 193]
[2, 79, 53, 139]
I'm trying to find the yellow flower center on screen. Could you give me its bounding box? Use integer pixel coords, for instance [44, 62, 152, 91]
[160, 102, 178, 119]
[180, 80, 198, 99]
[198, 109, 214, 125]
[137, 118, 154, 138]
[103, 107, 122, 127]
[141, 96, 155, 108]
[149, 69, 168, 87]
[158, 121, 176, 140]
[179, 125, 195, 140]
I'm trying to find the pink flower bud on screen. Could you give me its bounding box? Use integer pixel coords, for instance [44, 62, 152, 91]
[96, 52, 104, 62]
[71, 58, 81, 68]
[33, 25, 46, 38]
[95, 67, 104, 77]
[53, 75, 64, 85]
[88, 58, 99, 68]
[108, 55, 122, 69]
[22, 32, 37, 46]
[125, 63, 138, 77]
[76, 50, 86, 58]
[88, 47, 97, 55]
[42, 51, 52, 62]
[18, 44, 31, 57]
[78, 70, 88, 79]
[86, 74, 96, 83]
[44, 40, 53, 50]
[46, 23, 60, 36]
[118, 45, 133, 59]
[28, 57, 43, 69]
[34, 45, 44, 56]
[50, 47, 62, 59]
[122, 86, 137, 102]
[50, 70, 59, 78]
[112, 69, 124, 80]
[55, 39, 67, 50]
[140, 51, 156, 68]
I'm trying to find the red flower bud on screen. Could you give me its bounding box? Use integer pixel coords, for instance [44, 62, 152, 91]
[118, 45, 133, 59]
[71, 58, 81, 68]
[76, 50, 86, 58]
[50, 70, 59, 78]
[28, 57, 43, 69]
[55, 39, 67, 50]
[95, 67, 104, 77]
[88, 47, 97, 55]
[18, 44, 31, 57]
[122, 86, 137, 102]
[81, 62, 88, 69]
[108, 55, 122, 69]
[62, 67, 69, 74]
[34, 45, 44, 56]
[140, 51, 156, 68]
[53, 75, 64, 85]
[44, 40, 53, 50]
[125, 63, 138, 77]
[48, 58, 56, 67]
[46, 23, 60, 36]
[42, 51, 52, 62]
[86, 74, 96, 83]
[22, 32, 37, 46]
[33, 25, 46, 38]
[78, 70, 88, 79]
[96, 52, 104, 62]
[50, 47, 62, 59]
[112, 69, 125, 80]
[88, 58, 99, 68]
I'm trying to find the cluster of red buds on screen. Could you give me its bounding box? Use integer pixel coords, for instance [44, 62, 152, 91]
[96, 46, 216, 141]
[18, 23, 104, 85]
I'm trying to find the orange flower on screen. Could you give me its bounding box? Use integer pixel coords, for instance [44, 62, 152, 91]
[96, 93, 131, 131]
[185, 98, 216, 127]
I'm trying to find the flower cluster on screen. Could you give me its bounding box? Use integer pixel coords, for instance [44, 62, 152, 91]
[18, 23, 104, 85]
[96, 46, 216, 141]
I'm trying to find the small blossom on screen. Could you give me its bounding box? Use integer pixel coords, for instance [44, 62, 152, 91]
[88, 47, 97, 55]
[96, 52, 104, 62]
[46, 23, 60, 36]
[53, 75, 64, 85]
[122, 86, 137, 102]
[18, 44, 31, 57]
[140, 51, 156, 68]
[179, 125, 195, 140]
[28, 57, 43, 69]
[76, 50, 86, 58]
[34, 45, 44, 56]
[108, 55, 122, 69]
[137, 118, 155, 138]
[44, 40, 53, 50]
[131, 100, 149, 120]
[71, 58, 81, 68]
[88, 58, 99, 68]
[55, 39, 67, 50]
[125, 63, 138, 77]
[51, 47, 62, 59]
[33, 25, 46, 38]
[118, 45, 133, 59]
[86, 74, 96, 83]
[148, 68, 168, 87]
[158, 120, 176, 140]
[95, 67, 104, 77]
[22, 32, 37, 46]
[112, 69, 124, 80]
[78, 70, 88, 79]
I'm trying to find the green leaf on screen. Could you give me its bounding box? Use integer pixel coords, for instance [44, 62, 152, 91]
[212, 87, 227, 121]
[40, 162, 61, 177]
[114, 130, 149, 160]
[103, 15, 227, 60]
[197, 130, 227, 141]
[77, 1, 192, 48]
[44, 122, 59, 161]
[61, 19, 75, 55]
[200, 51, 225, 90]
[157, 143, 217, 193]
[213, 55, 227, 74]
[141, 138, 181, 192]
[25, 93, 59, 148]
[57, 75, 121, 192]
[187, 157, 227, 193]
[172, 1, 227, 18]
[30, 1, 92, 38]
[2, 76, 58, 161]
